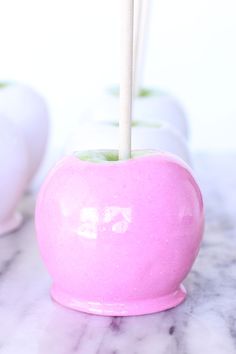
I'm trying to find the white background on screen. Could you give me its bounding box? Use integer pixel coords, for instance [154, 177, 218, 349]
[0, 0, 236, 153]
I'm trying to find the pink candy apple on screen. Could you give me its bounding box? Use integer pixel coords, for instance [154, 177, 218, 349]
[35, 150, 204, 316]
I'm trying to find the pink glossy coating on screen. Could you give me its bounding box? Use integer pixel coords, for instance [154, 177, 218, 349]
[35, 151, 204, 316]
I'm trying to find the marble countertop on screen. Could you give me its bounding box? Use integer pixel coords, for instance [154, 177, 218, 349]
[1, 153, 236, 354]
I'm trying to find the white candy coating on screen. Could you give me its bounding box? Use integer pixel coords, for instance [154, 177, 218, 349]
[92, 89, 189, 139]
[0, 117, 29, 235]
[0, 83, 49, 182]
[64, 120, 191, 165]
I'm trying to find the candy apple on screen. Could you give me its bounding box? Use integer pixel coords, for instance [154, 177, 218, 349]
[0, 116, 29, 235]
[92, 87, 189, 139]
[35, 150, 204, 316]
[0, 82, 49, 182]
[64, 120, 191, 165]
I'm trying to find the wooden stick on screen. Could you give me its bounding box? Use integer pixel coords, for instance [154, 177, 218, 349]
[119, 0, 134, 160]
[133, 0, 151, 96]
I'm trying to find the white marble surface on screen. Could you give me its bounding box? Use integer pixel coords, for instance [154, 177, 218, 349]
[0, 153, 236, 354]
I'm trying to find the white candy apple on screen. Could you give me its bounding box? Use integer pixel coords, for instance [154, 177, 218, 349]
[64, 120, 191, 165]
[0, 82, 49, 183]
[0, 116, 29, 235]
[92, 87, 189, 139]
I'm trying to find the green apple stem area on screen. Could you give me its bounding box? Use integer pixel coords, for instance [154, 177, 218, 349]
[101, 120, 162, 129]
[0, 82, 9, 89]
[74, 150, 155, 163]
[109, 86, 164, 98]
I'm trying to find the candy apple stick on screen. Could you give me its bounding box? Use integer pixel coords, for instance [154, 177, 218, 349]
[133, 0, 151, 96]
[119, 0, 134, 160]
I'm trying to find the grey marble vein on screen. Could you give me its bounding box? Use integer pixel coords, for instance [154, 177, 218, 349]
[0, 153, 236, 354]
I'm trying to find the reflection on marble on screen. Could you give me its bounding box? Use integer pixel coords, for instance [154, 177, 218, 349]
[0, 153, 236, 354]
